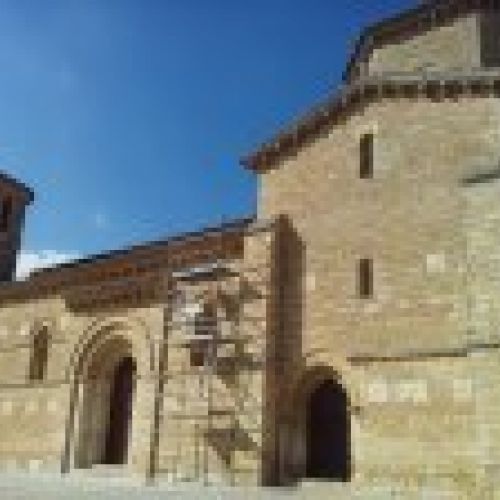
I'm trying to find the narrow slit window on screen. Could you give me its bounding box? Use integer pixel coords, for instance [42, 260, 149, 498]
[29, 326, 49, 381]
[358, 258, 373, 298]
[0, 196, 12, 232]
[360, 133, 374, 179]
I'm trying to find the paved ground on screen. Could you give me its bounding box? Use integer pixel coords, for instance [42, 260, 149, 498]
[0, 470, 479, 499]
[0, 472, 309, 499]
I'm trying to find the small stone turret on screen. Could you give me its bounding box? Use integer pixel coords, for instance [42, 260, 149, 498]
[344, 0, 500, 84]
[0, 172, 33, 282]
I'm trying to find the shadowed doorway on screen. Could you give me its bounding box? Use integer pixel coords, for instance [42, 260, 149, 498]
[74, 336, 137, 469]
[102, 356, 136, 465]
[305, 379, 350, 481]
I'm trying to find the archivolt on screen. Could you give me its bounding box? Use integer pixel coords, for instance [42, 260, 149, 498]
[290, 364, 348, 411]
[66, 315, 156, 384]
[29, 317, 56, 337]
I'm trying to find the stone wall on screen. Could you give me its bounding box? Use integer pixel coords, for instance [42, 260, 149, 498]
[258, 94, 500, 490]
[463, 176, 500, 344]
[0, 289, 164, 476]
[0, 220, 278, 486]
[365, 13, 480, 77]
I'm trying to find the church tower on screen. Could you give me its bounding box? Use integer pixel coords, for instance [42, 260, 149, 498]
[0, 172, 33, 282]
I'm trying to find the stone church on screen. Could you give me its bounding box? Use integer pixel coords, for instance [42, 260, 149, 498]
[1, 0, 500, 494]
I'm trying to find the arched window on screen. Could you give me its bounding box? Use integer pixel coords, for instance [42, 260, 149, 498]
[29, 326, 49, 381]
[190, 302, 218, 367]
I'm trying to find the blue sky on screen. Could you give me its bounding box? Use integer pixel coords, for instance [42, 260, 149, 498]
[0, 0, 416, 276]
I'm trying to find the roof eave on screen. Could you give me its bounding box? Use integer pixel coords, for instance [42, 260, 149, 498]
[240, 71, 500, 173]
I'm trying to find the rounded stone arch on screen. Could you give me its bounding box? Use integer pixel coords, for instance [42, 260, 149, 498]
[29, 317, 56, 333]
[62, 315, 157, 472]
[291, 365, 346, 408]
[65, 315, 156, 385]
[288, 365, 348, 443]
[287, 365, 352, 483]
[27, 317, 56, 345]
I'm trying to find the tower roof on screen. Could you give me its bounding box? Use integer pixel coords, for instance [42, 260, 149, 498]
[241, 0, 500, 172]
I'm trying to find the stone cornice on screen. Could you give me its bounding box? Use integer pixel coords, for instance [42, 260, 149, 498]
[241, 69, 500, 173]
[348, 340, 500, 364]
[462, 166, 500, 184]
[62, 272, 163, 311]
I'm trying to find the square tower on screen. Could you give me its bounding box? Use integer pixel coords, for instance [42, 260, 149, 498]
[0, 172, 33, 282]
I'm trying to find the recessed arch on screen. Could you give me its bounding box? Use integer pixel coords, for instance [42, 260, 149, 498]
[74, 333, 136, 468]
[66, 315, 156, 384]
[103, 355, 136, 464]
[62, 316, 156, 473]
[290, 366, 352, 482]
[305, 378, 350, 480]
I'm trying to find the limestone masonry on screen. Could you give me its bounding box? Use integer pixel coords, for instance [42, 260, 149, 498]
[1, 0, 500, 495]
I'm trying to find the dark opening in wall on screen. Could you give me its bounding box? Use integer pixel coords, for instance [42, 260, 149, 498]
[358, 258, 373, 298]
[102, 356, 136, 465]
[29, 326, 49, 381]
[0, 196, 12, 232]
[305, 378, 351, 481]
[480, 10, 500, 68]
[359, 133, 374, 179]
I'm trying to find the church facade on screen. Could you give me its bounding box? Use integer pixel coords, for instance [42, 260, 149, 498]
[1, 0, 500, 495]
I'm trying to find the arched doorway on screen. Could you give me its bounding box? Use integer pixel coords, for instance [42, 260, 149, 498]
[305, 379, 350, 481]
[102, 356, 136, 464]
[75, 336, 137, 469]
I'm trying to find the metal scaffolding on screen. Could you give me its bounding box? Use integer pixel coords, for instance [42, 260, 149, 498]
[159, 261, 267, 485]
